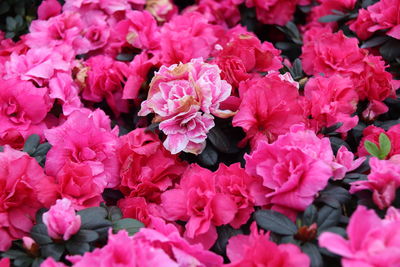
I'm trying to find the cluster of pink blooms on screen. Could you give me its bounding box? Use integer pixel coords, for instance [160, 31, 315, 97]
[0, 0, 400, 266]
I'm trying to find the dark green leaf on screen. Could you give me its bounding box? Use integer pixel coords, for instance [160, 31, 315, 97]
[116, 53, 134, 62]
[32, 258, 44, 267]
[30, 224, 52, 245]
[320, 185, 351, 205]
[212, 225, 243, 256]
[380, 38, 400, 61]
[364, 140, 380, 158]
[329, 137, 350, 154]
[321, 122, 343, 135]
[275, 42, 296, 51]
[292, 58, 303, 79]
[317, 206, 341, 231]
[113, 218, 144, 236]
[0, 2, 10, 15]
[361, 36, 390, 48]
[13, 256, 33, 267]
[254, 210, 297, 235]
[319, 226, 347, 237]
[23, 134, 40, 155]
[318, 14, 345, 23]
[378, 133, 391, 159]
[35, 208, 47, 224]
[208, 127, 230, 153]
[1, 250, 27, 259]
[302, 205, 317, 226]
[33, 143, 51, 156]
[198, 144, 218, 167]
[40, 244, 64, 260]
[302, 242, 323, 267]
[6, 16, 16, 31]
[107, 206, 123, 221]
[71, 230, 99, 243]
[66, 241, 90, 255]
[78, 207, 109, 230]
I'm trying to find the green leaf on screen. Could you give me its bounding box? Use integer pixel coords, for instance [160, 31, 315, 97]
[302, 205, 317, 226]
[30, 224, 52, 245]
[116, 53, 134, 62]
[78, 207, 110, 230]
[40, 243, 64, 261]
[71, 229, 99, 242]
[254, 210, 297, 235]
[318, 14, 345, 23]
[66, 240, 90, 255]
[6, 16, 16, 31]
[364, 140, 381, 158]
[23, 134, 40, 155]
[378, 133, 391, 159]
[33, 143, 51, 156]
[107, 206, 123, 221]
[208, 127, 230, 153]
[302, 242, 323, 267]
[361, 36, 390, 48]
[1, 249, 27, 259]
[112, 218, 144, 236]
[197, 144, 218, 167]
[380, 38, 400, 61]
[317, 206, 341, 231]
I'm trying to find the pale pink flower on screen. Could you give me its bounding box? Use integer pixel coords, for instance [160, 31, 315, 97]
[43, 198, 81, 240]
[319, 206, 400, 266]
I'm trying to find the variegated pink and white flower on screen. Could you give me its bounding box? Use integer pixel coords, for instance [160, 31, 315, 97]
[139, 58, 233, 154]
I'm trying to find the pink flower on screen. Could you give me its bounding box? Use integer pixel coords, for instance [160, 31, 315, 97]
[77, 55, 130, 116]
[37, 0, 62, 20]
[349, 9, 375, 40]
[4, 47, 70, 86]
[226, 223, 310, 266]
[366, 0, 400, 39]
[43, 198, 81, 240]
[308, 0, 357, 29]
[159, 12, 223, 64]
[0, 78, 52, 147]
[350, 157, 400, 209]
[301, 27, 397, 104]
[232, 73, 305, 149]
[214, 163, 260, 228]
[145, 0, 177, 22]
[45, 109, 120, 189]
[245, 125, 334, 219]
[40, 258, 66, 267]
[160, 107, 215, 154]
[118, 128, 187, 200]
[214, 32, 282, 88]
[0, 258, 10, 267]
[160, 164, 237, 248]
[113, 10, 160, 51]
[333, 146, 365, 180]
[118, 197, 152, 226]
[0, 146, 57, 251]
[56, 161, 103, 210]
[244, 0, 301, 26]
[304, 75, 359, 134]
[140, 58, 233, 119]
[68, 223, 223, 267]
[358, 125, 400, 159]
[139, 58, 233, 154]
[26, 12, 89, 54]
[184, 0, 240, 27]
[49, 72, 82, 116]
[319, 206, 400, 266]
[301, 27, 366, 77]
